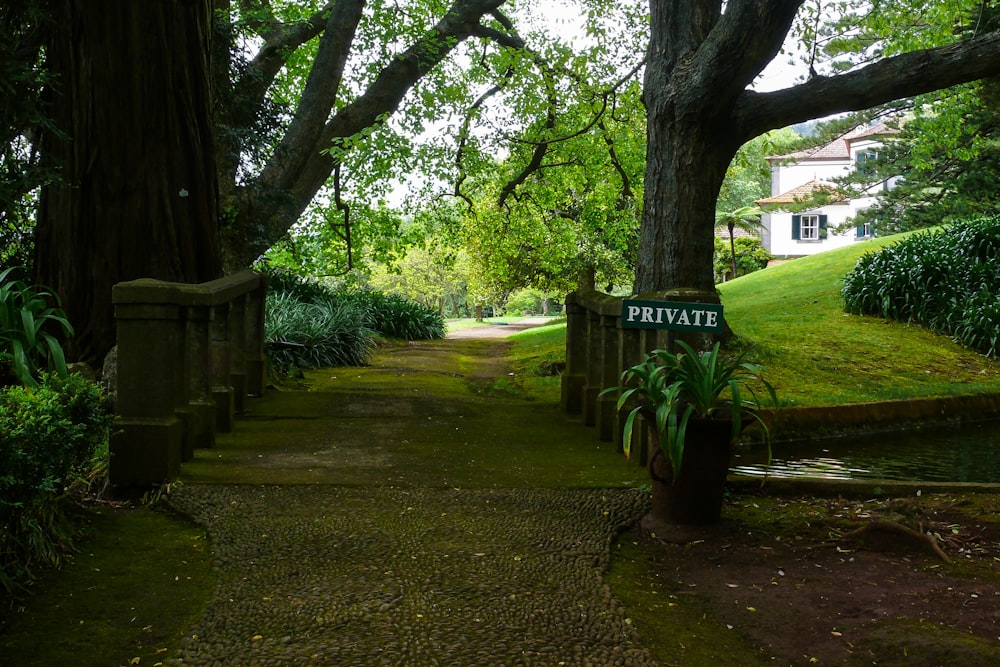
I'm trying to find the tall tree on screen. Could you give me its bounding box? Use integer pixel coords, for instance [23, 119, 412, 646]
[1, 0, 54, 271]
[35, 0, 221, 366]
[637, 0, 1000, 294]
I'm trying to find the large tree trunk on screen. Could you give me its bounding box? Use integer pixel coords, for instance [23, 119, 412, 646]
[36, 0, 221, 367]
[637, 0, 1000, 296]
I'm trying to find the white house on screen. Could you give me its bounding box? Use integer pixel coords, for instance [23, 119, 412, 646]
[758, 122, 897, 257]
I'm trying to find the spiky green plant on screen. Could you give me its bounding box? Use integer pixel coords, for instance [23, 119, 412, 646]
[0, 266, 73, 387]
[605, 341, 777, 480]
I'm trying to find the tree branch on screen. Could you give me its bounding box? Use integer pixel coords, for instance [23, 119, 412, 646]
[736, 30, 1000, 138]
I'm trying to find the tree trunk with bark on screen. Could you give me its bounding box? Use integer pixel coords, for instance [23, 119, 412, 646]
[36, 0, 221, 367]
[638, 0, 1000, 296]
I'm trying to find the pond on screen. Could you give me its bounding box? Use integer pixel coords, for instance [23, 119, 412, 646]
[730, 420, 1000, 483]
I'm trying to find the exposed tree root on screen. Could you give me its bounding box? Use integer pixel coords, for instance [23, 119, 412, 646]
[842, 519, 952, 563]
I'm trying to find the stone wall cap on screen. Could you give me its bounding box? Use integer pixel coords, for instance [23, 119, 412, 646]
[113, 270, 264, 306]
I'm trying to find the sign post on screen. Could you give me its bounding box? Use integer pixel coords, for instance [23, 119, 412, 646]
[620, 299, 724, 351]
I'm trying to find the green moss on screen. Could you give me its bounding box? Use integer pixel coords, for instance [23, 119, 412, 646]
[607, 531, 768, 666]
[0, 506, 214, 667]
[857, 619, 1000, 666]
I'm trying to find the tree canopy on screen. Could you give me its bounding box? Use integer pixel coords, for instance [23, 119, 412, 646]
[12, 0, 1000, 362]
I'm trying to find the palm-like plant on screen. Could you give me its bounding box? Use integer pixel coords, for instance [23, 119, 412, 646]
[608, 340, 777, 480]
[0, 267, 74, 387]
[715, 206, 764, 280]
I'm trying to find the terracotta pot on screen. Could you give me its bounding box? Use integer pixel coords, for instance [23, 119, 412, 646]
[648, 417, 734, 525]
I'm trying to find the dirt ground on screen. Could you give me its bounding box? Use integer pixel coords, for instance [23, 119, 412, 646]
[619, 490, 1000, 666]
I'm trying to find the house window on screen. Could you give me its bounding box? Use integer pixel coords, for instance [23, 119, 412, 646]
[800, 215, 820, 240]
[791, 214, 827, 241]
[856, 150, 879, 175]
[856, 221, 872, 238]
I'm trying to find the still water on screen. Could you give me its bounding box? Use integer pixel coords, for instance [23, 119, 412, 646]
[730, 420, 1000, 483]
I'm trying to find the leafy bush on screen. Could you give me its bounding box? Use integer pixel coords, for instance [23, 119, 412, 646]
[262, 271, 445, 376]
[0, 266, 73, 387]
[713, 237, 771, 282]
[265, 292, 375, 374]
[842, 216, 1000, 356]
[0, 372, 113, 596]
[341, 289, 446, 340]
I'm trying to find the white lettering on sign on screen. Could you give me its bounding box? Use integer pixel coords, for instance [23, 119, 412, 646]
[621, 300, 723, 331]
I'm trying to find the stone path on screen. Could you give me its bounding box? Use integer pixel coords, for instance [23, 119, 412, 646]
[166, 485, 655, 666]
[163, 321, 659, 666]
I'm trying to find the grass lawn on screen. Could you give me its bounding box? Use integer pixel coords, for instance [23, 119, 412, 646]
[506, 234, 1000, 408]
[718, 234, 1000, 406]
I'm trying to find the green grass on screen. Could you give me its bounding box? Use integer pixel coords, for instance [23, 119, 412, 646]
[718, 234, 1000, 406]
[444, 315, 536, 333]
[506, 319, 569, 401]
[0, 505, 214, 667]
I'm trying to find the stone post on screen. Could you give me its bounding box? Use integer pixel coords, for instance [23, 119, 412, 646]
[245, 278, 267, 397]
[209, 301, 235, 433]
[560, 292, 587, 415]
[595, 313, 621, 441]
[110, 284, 186, 486]
[582, 308, 602, 426]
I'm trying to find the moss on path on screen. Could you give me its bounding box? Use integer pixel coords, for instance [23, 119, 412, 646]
[183, 337, 646, 489]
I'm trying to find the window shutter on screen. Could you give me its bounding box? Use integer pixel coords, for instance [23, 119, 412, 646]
[791, 214, 801, 240]
[819, 215, 828, 240]
[856, 223, 865, 238]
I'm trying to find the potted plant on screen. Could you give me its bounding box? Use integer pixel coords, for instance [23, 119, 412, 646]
[606, 340, 777, 526]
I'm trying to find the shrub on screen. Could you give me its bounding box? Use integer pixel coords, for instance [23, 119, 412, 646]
[0, 266, 73, 387]
[261, 271, 446, 377]
[842, 216, 1000, 356]
[714, 237, 771, 282]
[265, 292, 375, 374]
[0, 372, 113, 596]
[342, 290, 446, 340]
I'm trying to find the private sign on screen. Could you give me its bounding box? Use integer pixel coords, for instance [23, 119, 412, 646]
[621, 299, 724, 333]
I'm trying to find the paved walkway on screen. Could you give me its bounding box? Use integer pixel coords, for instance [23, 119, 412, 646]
[164, 322, 658, 666]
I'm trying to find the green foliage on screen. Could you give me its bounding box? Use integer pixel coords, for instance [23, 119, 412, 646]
[714, 237, 771, 283]
[605, 341, 776, 481]
[0, 266, 74, 387]
[717, 130, 800, 212]
[264, 271, 445, 376]
[503, 288, 560, 315]
[265, 291, 375, 374]
[0, 372, 113, 596]
[1, 0, 58, 273]
[367, 241, 473, 318]
[839, 82, 1000, 234]
[340, 289, 446, 341]
[842, 216, 1000, 357]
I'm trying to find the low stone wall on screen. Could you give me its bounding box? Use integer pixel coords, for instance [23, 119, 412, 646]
[561, 289, 1000, 459]
[110, 270, 267, 487]
[560, 288, 719, 458]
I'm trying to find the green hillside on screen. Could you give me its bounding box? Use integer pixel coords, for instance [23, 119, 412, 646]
[718, 235, 1000, 406]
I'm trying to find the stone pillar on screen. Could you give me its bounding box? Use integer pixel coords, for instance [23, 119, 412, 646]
[560, 292, 587, 415]
[210, 301, 235, 432]
[245, 279, 267, 397]
[614, 326, 643, 452]
[228, 295, 248, 414]
[178, 303, 216, 458]
[595, 313, 621, 441]
[110, 289, 185, 486]
[581, 309, 602, 426]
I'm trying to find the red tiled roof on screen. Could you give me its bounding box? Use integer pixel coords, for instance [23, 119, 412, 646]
[769, 122, 900, 162]
[756, 179, 847, 205]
